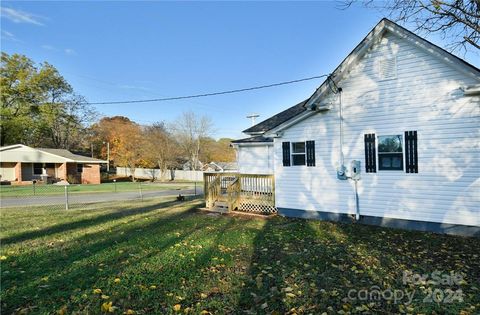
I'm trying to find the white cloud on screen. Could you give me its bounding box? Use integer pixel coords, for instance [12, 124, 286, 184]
[1, 30, 21, 42]
[64, 48, 77, 55]
[42, 44, 56, 50]
[118, 84, 151, 91]
[0, 7, 44, 26]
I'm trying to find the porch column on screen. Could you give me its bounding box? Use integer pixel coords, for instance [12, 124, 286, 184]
[58, 162, 68, 181]
[14, 162, 22, 181]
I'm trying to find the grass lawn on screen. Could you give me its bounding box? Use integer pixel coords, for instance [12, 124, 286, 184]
[1, 198, 479, 314]
[0, 182, 194, 198]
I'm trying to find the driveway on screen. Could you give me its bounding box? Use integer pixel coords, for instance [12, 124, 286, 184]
[0, 187, 203, 208]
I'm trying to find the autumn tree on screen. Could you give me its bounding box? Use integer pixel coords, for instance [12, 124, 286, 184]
[91, 116, 145, 181]
[143, 122, 180, 176]
[171, 111, 213, 170]
[199, 137, 236, 163]
[341, 0, 479, 53]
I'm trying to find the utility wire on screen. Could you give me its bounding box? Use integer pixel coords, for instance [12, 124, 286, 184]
[83, 74, 329, 105]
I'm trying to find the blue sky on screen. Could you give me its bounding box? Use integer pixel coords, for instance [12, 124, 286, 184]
[1, 1, 478, 139]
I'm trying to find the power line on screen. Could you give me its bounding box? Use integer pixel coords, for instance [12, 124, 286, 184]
[83, 74, 329, 105]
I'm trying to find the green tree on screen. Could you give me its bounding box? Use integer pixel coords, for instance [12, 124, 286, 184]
[0, 53, 95, 149]
[0, 53, 42, 146]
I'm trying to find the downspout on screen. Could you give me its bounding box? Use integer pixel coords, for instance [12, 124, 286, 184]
[354, 178, 360, 220]
[336, 87, 347, 180]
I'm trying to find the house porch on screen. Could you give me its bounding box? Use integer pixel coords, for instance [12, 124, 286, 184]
[0, 162, 100, 185]
[203, 172, 276, 214]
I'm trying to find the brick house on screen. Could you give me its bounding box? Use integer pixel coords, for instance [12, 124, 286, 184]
[0, 144, 106, 184]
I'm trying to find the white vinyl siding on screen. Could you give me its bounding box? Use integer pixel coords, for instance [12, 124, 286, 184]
[274, 32, 480, 227]
[237, 145, 274, 175]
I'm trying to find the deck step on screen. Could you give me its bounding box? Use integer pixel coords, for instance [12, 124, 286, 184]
[212, 201, 229, 213]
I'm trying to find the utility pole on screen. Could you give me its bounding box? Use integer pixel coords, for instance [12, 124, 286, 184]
[246, 113, 260, 126]
[103, 141, 110, 173]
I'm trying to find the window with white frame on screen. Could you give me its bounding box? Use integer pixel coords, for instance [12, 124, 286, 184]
[291, 142, 306, 166]
[378, 135, 403, 170]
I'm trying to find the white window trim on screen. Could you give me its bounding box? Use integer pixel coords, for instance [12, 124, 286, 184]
[377, 134, 405, 171]
[291, 141, 306, 166]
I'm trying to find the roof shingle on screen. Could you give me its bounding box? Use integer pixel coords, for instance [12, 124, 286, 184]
[37, 148, 105, 163]
[242, 100, 308, 134]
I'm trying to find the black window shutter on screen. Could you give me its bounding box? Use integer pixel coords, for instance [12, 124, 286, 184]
[282, 142, 291, 167]
[306, 140, 315, 167]
[364, 134, 376, 173]
[405, 131, 418, 173]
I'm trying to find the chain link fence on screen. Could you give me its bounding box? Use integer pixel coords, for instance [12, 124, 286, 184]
[0, 181, 202, 211]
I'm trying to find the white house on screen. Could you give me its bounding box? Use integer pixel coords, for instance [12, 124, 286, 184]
[231, 19, 480, 236]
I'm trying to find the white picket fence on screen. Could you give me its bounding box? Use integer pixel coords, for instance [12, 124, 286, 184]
[116, 167, 203, 181]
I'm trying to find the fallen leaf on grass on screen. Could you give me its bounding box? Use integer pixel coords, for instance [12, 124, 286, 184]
[101, 301, 116, 313]
[93, 288, 102, 294]
[101, 295, 110, 299]
[57, 306, 67, 315]
[173, 304, 181, 312]
[114, 278, 121, 283]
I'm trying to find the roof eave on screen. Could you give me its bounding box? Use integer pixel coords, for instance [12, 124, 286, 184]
[263, 110, 319, 137]
[232, 142, 273, 147]
[74, 160, 108, 164]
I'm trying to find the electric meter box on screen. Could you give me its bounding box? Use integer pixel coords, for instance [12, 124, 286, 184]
[350, 160, 361, 180]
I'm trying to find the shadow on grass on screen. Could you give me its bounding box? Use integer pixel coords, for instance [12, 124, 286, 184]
[1, 199, 184, 245]
[236, 216, 326, 314]
[235, 215, 480, 314]
[1, 201, 209, 313]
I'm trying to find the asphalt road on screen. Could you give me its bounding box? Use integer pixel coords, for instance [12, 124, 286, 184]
[0, 187, 204, 208]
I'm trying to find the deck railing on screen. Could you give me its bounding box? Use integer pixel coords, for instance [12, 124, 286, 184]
[204, 172, 276, 214]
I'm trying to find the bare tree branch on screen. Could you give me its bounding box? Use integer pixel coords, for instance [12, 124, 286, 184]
[341, 0, 480, 55]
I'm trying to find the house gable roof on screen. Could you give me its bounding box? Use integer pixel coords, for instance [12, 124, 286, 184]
[0, 144, 106, 163]
[239, 18, 479, 138]
[242, 100, 308, 134]
[305, 18, 480, 109]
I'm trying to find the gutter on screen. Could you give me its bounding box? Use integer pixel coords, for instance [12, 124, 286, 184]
[462, 84, 480, 96]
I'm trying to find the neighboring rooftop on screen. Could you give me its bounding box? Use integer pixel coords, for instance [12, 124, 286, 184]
[231, 135, 274, 144]
[242, 100, 308, 134]
[0, 144, 106, 163]
[37, 148, 105, 163]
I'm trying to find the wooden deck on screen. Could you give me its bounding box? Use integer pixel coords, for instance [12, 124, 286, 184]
[203, 172, 276, 214]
